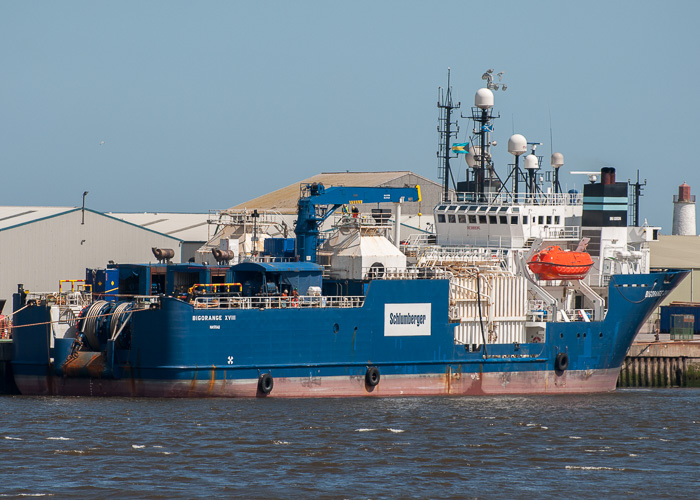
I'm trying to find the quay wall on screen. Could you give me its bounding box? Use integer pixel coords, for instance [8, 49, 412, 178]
[618, 342, 700, 388]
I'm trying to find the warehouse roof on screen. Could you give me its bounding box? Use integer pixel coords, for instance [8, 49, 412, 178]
[230, 171, 438, 212]
[0, 206, 77, 231]
[0, 206, 181, 241]
[107, 212, 211, 242]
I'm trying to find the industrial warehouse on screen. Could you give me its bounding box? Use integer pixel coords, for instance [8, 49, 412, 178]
[0, 171, 442, 306]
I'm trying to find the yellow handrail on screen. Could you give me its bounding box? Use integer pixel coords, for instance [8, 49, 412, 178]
[58, 279, 92, 294]
[188, 283, 243, 295]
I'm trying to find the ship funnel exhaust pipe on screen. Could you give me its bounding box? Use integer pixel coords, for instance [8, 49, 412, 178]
[601, 167, 616, 185]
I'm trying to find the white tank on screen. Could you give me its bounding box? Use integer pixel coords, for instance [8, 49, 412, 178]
[523, 154, 539, 170]
[507, 134, 527, 156]
[475, 88, 494, 109]
[551, 152, 564, 168]
[615, 250, 632, 261]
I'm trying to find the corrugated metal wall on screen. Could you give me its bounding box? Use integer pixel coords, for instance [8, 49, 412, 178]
[0, 210, 180, 303]
[452, 273, 527, 346]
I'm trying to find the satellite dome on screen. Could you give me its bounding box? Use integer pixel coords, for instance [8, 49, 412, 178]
[507, 134, 527, 156]
[551, 152, 564, 168]
[524, 154, 539, 170]
[475, 88, 494, 109]
[465, 146, 477, 168]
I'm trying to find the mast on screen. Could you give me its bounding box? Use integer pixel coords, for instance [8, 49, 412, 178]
[628, 170, 647, 227]
[468, 69, 505, 201]
[437, 68, 460, 202]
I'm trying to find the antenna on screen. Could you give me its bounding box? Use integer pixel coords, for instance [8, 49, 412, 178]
[482, 69, 507, 91]
[628, 170, 647, 226]
[436, 68, 460, 202]
[549, 108, 553, 158]
[570, 171, 600, 184]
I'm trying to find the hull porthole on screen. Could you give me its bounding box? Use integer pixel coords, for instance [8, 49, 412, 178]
[555, 352, 569, 374]
[258, 373, 274, 394]
[365, 366, 381, 387]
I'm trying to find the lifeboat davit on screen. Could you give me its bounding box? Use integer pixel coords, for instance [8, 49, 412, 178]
[528, 246, 593, 280]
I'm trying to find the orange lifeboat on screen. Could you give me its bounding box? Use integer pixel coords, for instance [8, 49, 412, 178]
[528, 246, 593, 280]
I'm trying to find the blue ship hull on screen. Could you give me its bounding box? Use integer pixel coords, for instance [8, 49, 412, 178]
[11, 270, 687, 397]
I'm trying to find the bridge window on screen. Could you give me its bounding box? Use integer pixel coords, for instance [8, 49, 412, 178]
[469, 215, 477, 223]
[437, 214, 446, 223]
[554, 216, 560, 224]
[479, 215, 487, 224]
[448, 214, 456, 223]
[523, 216, 528, 224]
[538, 216, 544, 224]
[500, 216, 507, 224]
[511, 216, 518, 224]
[458, 215, 466, 223]
[546, 216, 552, 225]
[489, 215, 497, 224]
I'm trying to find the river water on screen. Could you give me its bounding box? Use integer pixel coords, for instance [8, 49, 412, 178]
[1, 389, 698, 499]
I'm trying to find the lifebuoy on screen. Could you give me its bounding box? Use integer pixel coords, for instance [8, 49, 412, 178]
[555, 352, 569, 373]
[258, 373, 274, 394]
[365, 366, 380, 387]
[291, 297, 299, 308]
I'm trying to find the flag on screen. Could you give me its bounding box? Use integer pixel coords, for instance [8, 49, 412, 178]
[451, 142, 469, 154]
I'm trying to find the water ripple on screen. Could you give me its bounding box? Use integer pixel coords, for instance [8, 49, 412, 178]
[0, 390, 697, 498]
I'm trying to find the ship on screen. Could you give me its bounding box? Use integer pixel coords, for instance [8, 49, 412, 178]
[10, 70, 687, 397]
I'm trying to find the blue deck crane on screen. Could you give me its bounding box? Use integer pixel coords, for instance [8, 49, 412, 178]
[295, 183, 421, 263]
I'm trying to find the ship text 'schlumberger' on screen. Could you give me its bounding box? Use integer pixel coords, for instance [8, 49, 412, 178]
[389, 312, 427, 327]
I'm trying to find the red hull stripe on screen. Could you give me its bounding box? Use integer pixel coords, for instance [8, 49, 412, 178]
[14, 370, 621, 398]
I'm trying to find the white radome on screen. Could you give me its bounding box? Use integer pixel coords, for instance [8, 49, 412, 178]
[551, 152, 564, 168]
[507, 134, 527, 156]
[465, 146, 479, 168]
[524, 154, 539, 170]
[475, 88, 494, 109]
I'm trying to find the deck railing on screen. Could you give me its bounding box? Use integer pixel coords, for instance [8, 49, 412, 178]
[192, 295, 365, 310]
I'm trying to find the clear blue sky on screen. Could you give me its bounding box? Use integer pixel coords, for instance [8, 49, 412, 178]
[2, 1, 698, 232]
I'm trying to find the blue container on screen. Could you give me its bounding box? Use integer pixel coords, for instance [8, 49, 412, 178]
[659, 305, 700, 333]
[86, 268, 120, 302]
[264, 238, 296, 259]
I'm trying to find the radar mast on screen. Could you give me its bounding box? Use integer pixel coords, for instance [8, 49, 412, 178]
[436, 68, 460, 202]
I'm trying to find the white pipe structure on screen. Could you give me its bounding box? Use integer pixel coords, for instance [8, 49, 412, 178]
[394, 203, 402, 248]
